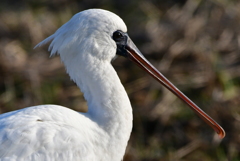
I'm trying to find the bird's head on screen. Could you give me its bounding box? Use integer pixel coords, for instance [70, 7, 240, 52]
[35, 9, 130, 62]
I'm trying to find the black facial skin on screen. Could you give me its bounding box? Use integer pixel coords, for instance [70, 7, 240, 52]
[112, 30, 129, 57]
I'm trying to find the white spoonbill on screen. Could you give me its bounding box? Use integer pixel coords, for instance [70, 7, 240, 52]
[0, 9, 225, 161]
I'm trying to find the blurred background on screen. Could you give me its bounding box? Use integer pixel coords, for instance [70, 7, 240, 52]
[0, 0, 240, 160]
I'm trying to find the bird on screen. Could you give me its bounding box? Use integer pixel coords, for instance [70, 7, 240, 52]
[0, 9, 225, 161]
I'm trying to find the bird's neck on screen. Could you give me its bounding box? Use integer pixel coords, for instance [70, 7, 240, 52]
[63, 53, 133, 150]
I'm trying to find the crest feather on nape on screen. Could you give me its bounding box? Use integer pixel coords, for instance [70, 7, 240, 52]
[34, 34, 58, 57]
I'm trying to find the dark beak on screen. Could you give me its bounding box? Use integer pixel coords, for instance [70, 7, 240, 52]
[122, 36, 225, 139]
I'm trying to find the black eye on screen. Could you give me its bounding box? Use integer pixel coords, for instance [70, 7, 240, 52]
[113, 31, 124, 41]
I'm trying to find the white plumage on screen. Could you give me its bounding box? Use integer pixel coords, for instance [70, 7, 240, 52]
[0, 9, 225, 161]
[0, 9, 132, 161]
